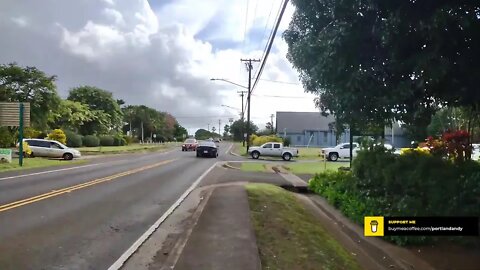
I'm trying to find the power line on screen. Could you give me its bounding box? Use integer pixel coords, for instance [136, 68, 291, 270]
[252, 0, 290, 94]
[252, 94, 313, 99]
[257, 78, 301, 85]
[242, 0, 250, 49]
[254, 0, 283, 76]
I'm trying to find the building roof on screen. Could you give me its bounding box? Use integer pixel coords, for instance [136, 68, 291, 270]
[276, 112, 335, 133]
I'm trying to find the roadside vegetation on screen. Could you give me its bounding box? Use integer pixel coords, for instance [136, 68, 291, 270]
[0, 63, 189, 162]
[309, 143, 480, 247]
[78, 143, 176, 155]
[246, 184, 361, 270]
[0, 158, 87, 172]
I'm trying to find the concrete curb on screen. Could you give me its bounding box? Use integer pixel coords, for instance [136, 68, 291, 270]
[229, 151, 242, 157]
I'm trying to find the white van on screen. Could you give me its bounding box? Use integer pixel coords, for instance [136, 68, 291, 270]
[24, 139, 81, 160]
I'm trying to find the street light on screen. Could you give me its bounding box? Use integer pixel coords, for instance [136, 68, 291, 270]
[210, 78, 248, 89]
[221, 104, 242, 111]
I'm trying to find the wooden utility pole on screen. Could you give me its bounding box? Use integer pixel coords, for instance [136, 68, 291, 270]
[241, 58, 260, 153]
[238, 90, 247, 146]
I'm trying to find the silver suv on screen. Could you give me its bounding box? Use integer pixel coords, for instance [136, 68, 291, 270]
[24, 139, 81, 160]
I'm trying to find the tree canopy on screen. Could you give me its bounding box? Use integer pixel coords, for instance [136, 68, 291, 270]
[0, 63, 60, 129]
[284, 0, 480, 134]
[68, 86, 123, 135]
[229, 120, 258, 141]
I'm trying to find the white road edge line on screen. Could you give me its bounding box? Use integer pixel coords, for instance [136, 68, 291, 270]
[108, 161, 219, 270]
[0, 163, 102, 181]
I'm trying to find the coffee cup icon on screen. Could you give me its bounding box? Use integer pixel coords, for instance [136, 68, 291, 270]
[370, 220, 378, 233]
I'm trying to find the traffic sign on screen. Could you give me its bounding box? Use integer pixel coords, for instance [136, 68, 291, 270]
[0, 102, 30, 127]
[0, 149, 12, 163]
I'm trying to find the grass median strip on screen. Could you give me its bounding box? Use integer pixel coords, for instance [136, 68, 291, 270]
[78, 143, 178, 155]
[246, 184, 361, 270]
[0, 158, 88, 172]
[0, 159, 176, 213]
[283, 162, 347, 175]
[240, 163, 269, 172]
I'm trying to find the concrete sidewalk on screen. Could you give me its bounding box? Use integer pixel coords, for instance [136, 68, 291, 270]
[173, 186, 261, 270]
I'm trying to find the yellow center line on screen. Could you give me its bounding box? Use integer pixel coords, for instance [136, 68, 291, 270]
[0, 159, 176, 213]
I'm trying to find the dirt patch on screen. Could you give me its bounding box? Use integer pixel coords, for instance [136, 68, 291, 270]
[408, 243, 480, 270]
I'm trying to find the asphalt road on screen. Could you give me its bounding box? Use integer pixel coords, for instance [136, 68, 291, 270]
[0, 143, 235, 270]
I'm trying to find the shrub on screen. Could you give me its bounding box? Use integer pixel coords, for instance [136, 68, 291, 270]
[123, 136, 135, 145]
[0, 127, 14, 148]
[251, 135, 283, 146]
[64, 130, 83, 147]
[309, 148, 480, 247]
[113, 135, 127, 146]
[24, 127, 43, 139]
[99, 135, 115, 146]
[22, 141, 32, 157]
[283, 137, 291, 147]
[83, 135, 100, 147]
[47, 129, 67, 144]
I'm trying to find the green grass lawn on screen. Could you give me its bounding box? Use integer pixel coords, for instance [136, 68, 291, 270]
[297, 147, 324, 160]
[78, 143, 177, 155]
[283, 161, 348, 175]
[240, 163, 269, 172]
[233, 142, 248, 156]
[246, 184, 361, 270]
[0, 158, 88, 172]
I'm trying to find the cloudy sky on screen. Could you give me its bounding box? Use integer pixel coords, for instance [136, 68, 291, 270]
[0, 0, 318, 134]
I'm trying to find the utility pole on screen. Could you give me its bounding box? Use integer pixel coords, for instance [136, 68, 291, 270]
[241, 58, 260, 153]
[238, 90, 247, 146]
[208, 123, 210, 132]
[218, 119, 221, 138]
[270, 114, 275, 134]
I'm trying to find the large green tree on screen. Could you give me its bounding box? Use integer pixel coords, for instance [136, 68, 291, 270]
[284, 1, 480, 137]
[0, 63, 60, 129]
[229, 120, 258, 141]
[68, 86, 123, 135]
[50, 100, 96, 132]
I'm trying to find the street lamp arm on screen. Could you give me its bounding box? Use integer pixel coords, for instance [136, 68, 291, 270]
[210, 78, 248, 89]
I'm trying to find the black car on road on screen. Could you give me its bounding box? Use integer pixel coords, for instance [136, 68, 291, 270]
[196, 141, 218, 158]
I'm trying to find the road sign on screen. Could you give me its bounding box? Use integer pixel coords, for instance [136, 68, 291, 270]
[0, 102, 31, 127]
[0, 149, 12, 163]
[244, 133, 247, 138]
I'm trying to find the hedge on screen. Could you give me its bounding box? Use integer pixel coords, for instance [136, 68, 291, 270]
[99, 136, 115, 146]
[65, 130, 83, 148]
[83, 135, 100, 147]
[308, 146, 480, 247]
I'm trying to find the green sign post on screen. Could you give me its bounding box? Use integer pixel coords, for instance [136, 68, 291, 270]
[19, 103, 24, 167]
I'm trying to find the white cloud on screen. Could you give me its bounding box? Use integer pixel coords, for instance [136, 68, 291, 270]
[0, 0, 317, 133]
[11, 16, 28, 27]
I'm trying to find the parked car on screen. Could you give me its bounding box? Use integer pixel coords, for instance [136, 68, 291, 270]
[472, 144, 480, 161]
[23, 139, 81, 160]
[321, 142, 360, 161]
[196, 141, 218, 158]
[182, 138, 198, 151]
[248, 142, 299, 161]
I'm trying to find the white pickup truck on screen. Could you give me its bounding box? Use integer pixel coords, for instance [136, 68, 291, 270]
[321, 142, 360, 161]
[248, 142, 299, 161]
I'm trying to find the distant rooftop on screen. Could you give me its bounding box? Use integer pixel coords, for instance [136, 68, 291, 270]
[276, 112, 335, 133]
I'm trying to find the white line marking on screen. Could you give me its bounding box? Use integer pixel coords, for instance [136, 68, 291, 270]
[224, 143, 233, 155]
[0, 163, 102, 181]
[108, 161, 219, 270]
[0, 148, 179, 182]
